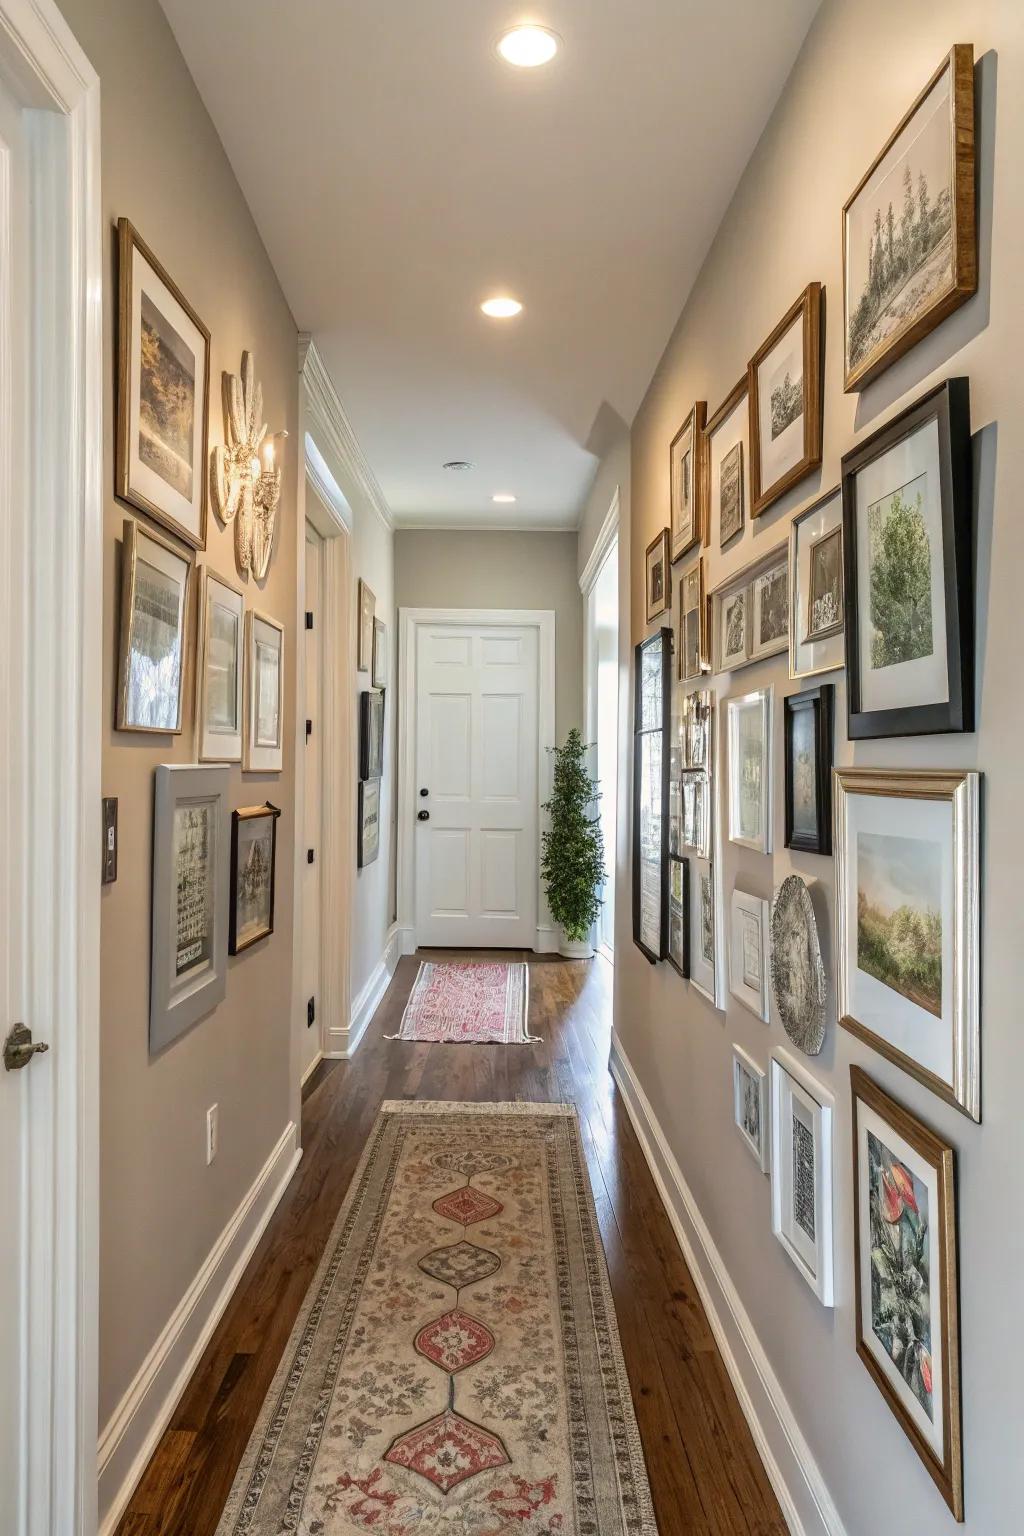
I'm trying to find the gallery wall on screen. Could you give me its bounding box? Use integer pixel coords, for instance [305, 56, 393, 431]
[621, 1, 1022, 1533]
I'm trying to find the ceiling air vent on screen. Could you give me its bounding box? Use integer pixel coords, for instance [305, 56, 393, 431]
[442, 460, 474, 471]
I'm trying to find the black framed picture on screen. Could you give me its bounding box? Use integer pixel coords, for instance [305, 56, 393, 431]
[841, 378, 972, 739]
[359, 689, 385, 780]
[784, 685, 834, 855]
[632, 628, 672, 963]
[229, 802, 281, 955]
[667, 855, 690, 978]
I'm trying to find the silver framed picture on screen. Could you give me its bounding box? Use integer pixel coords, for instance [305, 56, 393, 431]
[244, 609, 285, 772]
[732, 1045, 768, 1172]
[725, 686, 773, 853]
[769, 1048, 835, 1306]
[116, 517, 192, 734]
[196, 567, 244, 762]
[688, 854, 724, 1008]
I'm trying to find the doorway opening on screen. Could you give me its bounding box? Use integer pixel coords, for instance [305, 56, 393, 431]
[584, 519, 619, 961]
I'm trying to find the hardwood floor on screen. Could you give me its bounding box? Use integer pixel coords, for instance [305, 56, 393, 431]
[114, 952, 786, 1535]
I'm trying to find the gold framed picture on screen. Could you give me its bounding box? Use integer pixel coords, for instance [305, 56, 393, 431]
[669, 402, 707, 560]
[115, 517, 191, 734]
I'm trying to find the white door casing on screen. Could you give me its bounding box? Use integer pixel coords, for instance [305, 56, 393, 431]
[301, 524, 324, 1080]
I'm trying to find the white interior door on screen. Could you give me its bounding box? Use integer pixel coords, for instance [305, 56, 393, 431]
[301, 525, 323, 1077]
[414, 621, 539, 948]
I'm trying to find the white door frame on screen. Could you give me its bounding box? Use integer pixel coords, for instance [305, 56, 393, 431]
[397, 608, 557, 955]
[580, 486, 620, 738]
[0, 3, 102, 1533]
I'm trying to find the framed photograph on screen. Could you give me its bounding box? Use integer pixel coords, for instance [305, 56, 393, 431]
[244, 609, 285, 772]
[645, 528, 671, 623]
[229, 802, 281, 954]
[851, 1066, 962, 1520]
[770, 874, 827, 1056]
[358, 779, 381, 868]
[357, 578, 375, 672]
[689, 856, 723, 1007]
[770, 1049, 835, 1306]
[633, 630, 671, 962]
[669, 402, 706, 560]
[372, 616, 387, 689]
[116, 517, 191, 734]
[150, 764, 229, 1052]
[784, 684, 833, 855]
[196, 567, 244, 761]
[790, 488, 844, 680]
[842, 377, 972, 738]
[732, 1046, 768, 1172]
[749, 556, 790, 661]
[681, 687, 712, 771]
[835, 767, 980, 1121]
[676, 557, 706, 681]
[703, 378, 747, 552]
[116, 219, 210, 549]
[843, 46, 976, 392]
[718, 586, 748, 671]
[680, 770, 709, 858]
[729, 887, 770, 1020]
[667, 855, 690, 978]
[748, 283, 823, 515]
[725, 687, 773, 853]
[359, 689, 385, 780]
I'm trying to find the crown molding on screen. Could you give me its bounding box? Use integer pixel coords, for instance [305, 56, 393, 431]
[392, 519, 579, 535]
[298, 334, 392, 532]
[579, 486, 620, 593]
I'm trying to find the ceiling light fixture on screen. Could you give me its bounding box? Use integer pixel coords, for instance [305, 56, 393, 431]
[492, 493, 517, 504]
[480, 295, 523, 319]
[496, 24, 559, 68]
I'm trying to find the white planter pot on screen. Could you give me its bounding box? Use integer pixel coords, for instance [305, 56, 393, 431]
[558, 932, 594, 960]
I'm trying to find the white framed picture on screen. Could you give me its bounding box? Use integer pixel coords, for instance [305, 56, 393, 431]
[725, 686, 773, 853]
[790, 488, 844, 680]
[732, 1045, 768, 1171]
[688, 854, 724, 1008]
[729, 888, 770, 1020]
[703, 379, 748, 553]
[769, 1049, 835, 1306]
[372, 616, 387, 689]
[196, 567, 244, 762]
[244, 609, 285, 772]
[717, 587, 748, 671]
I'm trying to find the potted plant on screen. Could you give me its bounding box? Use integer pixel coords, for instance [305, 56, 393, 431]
[541, 728, 606, 959]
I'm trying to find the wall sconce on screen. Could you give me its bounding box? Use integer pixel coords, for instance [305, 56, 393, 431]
[210, 350, 287, 580]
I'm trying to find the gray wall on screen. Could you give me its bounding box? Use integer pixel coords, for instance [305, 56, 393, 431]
[623, 2, 1021, 1533]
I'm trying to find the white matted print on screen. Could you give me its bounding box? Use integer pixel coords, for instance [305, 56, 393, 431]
[770, 1048, 835, 1305]
[116, 518, 191, 734]
[725, 687, 773, 853]
[244, 609, 285, 772]
[749, 558, 789, 661]
[196, 568, 244, 761]
[705, 383, 748, 556]
[733, 1045, 768, 1171]
[729, 888, 770, 1020]
[790, 488, 844, 679]
[689, 854, 723, 1007]
[756, 311, 805, 498]
[718, 587, 748, 671]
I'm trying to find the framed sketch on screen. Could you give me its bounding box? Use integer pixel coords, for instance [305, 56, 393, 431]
[703, 378, 748, 552]
[150, 763, 229, 1052]
[718, 586, 748, 671]
[681, 687, 712, 771]
[669, 402, 706, 560]
[645, 528, 671, 623]
[358, 779, 380, 868]
[790, 488, 844, 680]
[729, 887, 770, 1020]
[719, 443, 744, 546]
[843, 46, 976, 392]
[680, 770, 709, 859]
[851, 1066, 963, 1520]
[633, 630, 671, 962]
[784, 684, 833, 855]
[841, 378, 972, 739]
[116, 517, 191, 734]
[732, 1046, 768, 1172]
[749, 556, 790, 661]
[769, 1049, 835, 1306]
[676, 557, 706, 680]
[835, 766, 980, 1121]
[357, 578, 375, 672]
[244, 609, 285, 772]
[359, 689, 385, 780]
[196, 567, 244, 761]
[748, 283, 823, 515]
[229, 802, 281, 953]
[770, 874, 827, 1055]
[689, 855, 723, 1007]
[116, 219, 210, 549]
[725, 687, 773, 853]
[667, 855, 690, 978]
[372, 616, 387, 689]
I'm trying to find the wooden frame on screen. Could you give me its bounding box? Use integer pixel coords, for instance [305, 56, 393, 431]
[229, 802, 281, 953]
[783, 684, 833, 854]
[669, 401, 707, 560]
[703, 376, 748, 550]
[667, 854, 690, 979]
[841, 377, 973, 739]
[842, 45, 976, 392]
[748, 282, 823, 515]
[770, 1048, 835, 1306]
[675, 555, 707, 681]
[115, 516, 192, 734]
[645, 527, 671, 623]
[632, 629, 672, 963]
[359, 688, 385, 780]
[710, 538, 789, 674]
[196, 565, 244, 762]
[851, 1067, 963, 1520]
[748, 550, 790, 662]
[243, 608, 285, 772]
[789, 487, 845, 680]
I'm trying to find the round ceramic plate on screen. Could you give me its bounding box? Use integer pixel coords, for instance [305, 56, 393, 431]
[770, 874, 827, 1055]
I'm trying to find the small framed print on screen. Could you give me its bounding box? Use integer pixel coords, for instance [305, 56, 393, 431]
[748, 282, 823, 516]
[789, 488, 844, 680]
[667, 855, 690, 978]
[359, 689, 385, 780]
[645, 528, 671, 623]
[244, 609, 285, 772]
[357, 578, 375, 672]
[196, 567, 244, 761]
[732, 1046, 768, 1172]
[633, 630, 672, 962]
[681, 687, 712, 771]
[116, 517, 192, 734]
[372, 616, 387, 689]
[749, 556, 789, 662]
[676, 557, 706, 680]
[703, 378, 748, 552]
[851, 1067, 963, 1520]
[729, 887, 770, 1020]
[770, 1049, 835, 1306]
[725, 686, 773, 853]
[669, 402, 707, 560]
[229, 802, 281, 954]
[717, 586, 748, 671]
[783, 684, 833, 855]
[689, 855, 723, 1007]
[680, 770, 709, 858]
[358, 779, 380, 868]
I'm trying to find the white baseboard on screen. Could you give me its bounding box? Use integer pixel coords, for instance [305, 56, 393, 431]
[397, 923, 417, 957]
[301, 1049, 324, 1087]
[97, 1121, 302, 1535]
[609, 1031, 846, 1536]
[327, 924, 401, 1060]
[533, 923, 558, 953]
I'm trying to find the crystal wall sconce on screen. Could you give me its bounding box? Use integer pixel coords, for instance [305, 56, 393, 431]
[210, 350, 286, 580]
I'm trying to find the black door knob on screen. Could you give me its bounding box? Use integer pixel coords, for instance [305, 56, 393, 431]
[417, 809, 430, 821]
[419, 787, 429, 797]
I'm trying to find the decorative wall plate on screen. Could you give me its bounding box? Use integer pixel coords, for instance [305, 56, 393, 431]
[770, 874, 826, 1054]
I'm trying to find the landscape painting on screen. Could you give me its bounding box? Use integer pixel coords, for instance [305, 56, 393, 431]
[867, 472, 934, 670]
[139, 290, 195, 501]
[806, 526, 843, 641]
[867, 1128, 934, 1422]
[856, 830, 942, 1018]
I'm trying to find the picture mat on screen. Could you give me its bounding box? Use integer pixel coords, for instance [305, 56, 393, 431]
[757, 310, 805, 493]
[245, 612, 285, 771]
[770, 1053, 833, 1303]
[122, 524, 188, 732]
[791, 491, 844, 678]
[707, 393, 749, 571]
[730, 890, 769, 1018]
[727, 691, 771, 852]
[688, 854, 719, 1004]
[671, 416, 695, 553]
[750, 560, 789, 659]
[733, 1046, 768, 1169]
[234, 814, 275, 945]
[206, 598, 240, 734]
[719, 588, 748, 670]
[788, 705, 818, 839]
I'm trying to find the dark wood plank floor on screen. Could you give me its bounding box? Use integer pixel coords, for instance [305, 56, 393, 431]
[115, 952, 787, 1535]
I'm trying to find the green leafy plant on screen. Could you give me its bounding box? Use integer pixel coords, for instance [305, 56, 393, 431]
[541, 728, 606, 945]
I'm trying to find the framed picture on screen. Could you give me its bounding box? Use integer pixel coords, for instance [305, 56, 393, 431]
[372, 616, 387, 689]
[229, 802, 281, 954]
[116, 219, 210, 549]
[669, 403, 706, 560]
[725, 686, 773, 853]
[843, 46, 976, 392]
[116, 517, 191, 734]
[357, 578, 375, 672]
[645, 528, 671, 623]
[676, 557, 706, 680]
[689, 855, 723, 1007]
[680, 770, 709, 858]
[834, 766, 980, 1121]
[150, 763, 229, 1052]
[718, 586, 748, 671]
[769, 1049, 835, 1306]
[783, 684, 833, 855]
[244, 609, 285, 772]
[749, 555, 790, 662]
[359, 689, 385, 780]
[196, 567, 244, 761]
[732, 1046, 768, 1172]
[789, 488, 844, 680]
[729, 887, 770, 1020]
[667, 855, 690, 978]
[851, 1067, 962, 1520]
[770, 874, 827, 1056]
[841, 377, 973, 738]
[681, 687, 712, 771]
[703, 378, 748, 551]
[358, 779, 380, 868]
[633, 630, 671, 962]
[748, 283, 823, 515]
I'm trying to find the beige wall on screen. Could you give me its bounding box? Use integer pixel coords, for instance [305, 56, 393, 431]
[622, 3, 1021, 1533]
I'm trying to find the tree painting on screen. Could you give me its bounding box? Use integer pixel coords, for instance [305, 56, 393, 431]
[856, 831, 942, 1018]
[770, 370, 803, 440]
[139, 291, 196, 499]
[867, 474, 933, 670]
[867, 1130, 934, 1421]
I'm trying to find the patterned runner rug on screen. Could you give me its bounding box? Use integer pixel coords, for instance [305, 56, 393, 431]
[216, 1101, 656, 1536]
[385, 961, 539, 1044]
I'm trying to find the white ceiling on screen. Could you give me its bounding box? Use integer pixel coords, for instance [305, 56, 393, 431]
[160, 0, 821, 530]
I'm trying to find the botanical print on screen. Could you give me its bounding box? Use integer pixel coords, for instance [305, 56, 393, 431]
[127, 556, 183, 730]
[206, 599, 239, 733]
[790, 706, 817, 838]
[700, 871, 714, 965]
[806, 526, 843, 641]
[741, 909, 762, 990]
[867, 1129, 933, 1421]
[857, 830, 942, 1018]
[139, 289, 195, 500]
[722, 589, 746, 664]
[755, 564, 789, 649]
[255, 639, 281, 748]
[174, 803, 212, 978]
[719, 442, 744, 545]
[770, 363, 803, 441]
[867, 473, 933, 669]
[235, 817, 274, 945]
[739, 1065, 761, 1146]
[792, 1115, 816, 1242]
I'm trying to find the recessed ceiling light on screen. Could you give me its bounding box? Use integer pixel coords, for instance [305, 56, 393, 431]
[480, 295, 523, 319]
[492, 493, 517, 504]
[442, 459, 474, 471]
[496, 24, 559, 68]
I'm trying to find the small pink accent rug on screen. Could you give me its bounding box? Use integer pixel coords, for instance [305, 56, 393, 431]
[386, 961, 538, 1044]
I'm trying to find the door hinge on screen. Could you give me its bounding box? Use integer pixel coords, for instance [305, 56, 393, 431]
[307, 996, 316, 1028]
[305, 718, 312, 741]
[305, 610, 314, 630]
[307, 847, 315, 864]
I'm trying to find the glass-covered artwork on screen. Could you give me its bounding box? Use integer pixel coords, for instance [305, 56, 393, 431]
[633, 629, 671, 962]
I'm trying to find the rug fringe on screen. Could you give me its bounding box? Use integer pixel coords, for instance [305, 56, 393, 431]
[379, 1098, 577, 1116]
